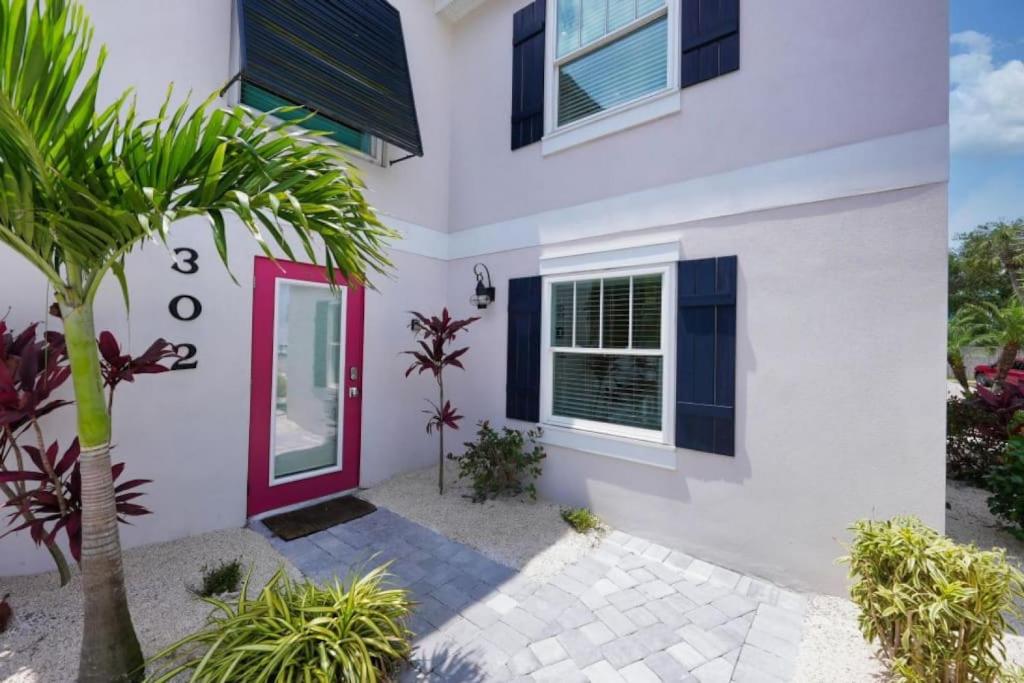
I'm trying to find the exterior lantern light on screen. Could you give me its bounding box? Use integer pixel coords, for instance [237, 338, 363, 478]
[470, 263, 496, 310]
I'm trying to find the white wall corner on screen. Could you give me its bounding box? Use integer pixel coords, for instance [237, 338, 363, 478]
[435, 0, 491, 23]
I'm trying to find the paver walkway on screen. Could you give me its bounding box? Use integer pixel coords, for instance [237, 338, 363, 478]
[256, 506, 806, 682]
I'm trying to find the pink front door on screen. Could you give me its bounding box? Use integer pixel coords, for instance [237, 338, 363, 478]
[247, 257, 364, 516]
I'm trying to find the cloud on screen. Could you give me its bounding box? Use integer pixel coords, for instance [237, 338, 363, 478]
[950, 30, 1024, 154]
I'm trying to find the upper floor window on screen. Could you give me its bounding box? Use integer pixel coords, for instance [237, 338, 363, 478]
[554, 0, 670, 127]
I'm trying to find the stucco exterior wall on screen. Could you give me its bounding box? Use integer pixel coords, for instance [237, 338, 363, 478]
[0, 0, 453, 576]
[0, 0, 947, 593]
[445, 184, 948, 593]
[447, 0, 949, 231]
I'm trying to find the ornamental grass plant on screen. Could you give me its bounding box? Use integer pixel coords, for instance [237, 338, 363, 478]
[148, 564, 413, 682]
[843, 516, 1024, 683]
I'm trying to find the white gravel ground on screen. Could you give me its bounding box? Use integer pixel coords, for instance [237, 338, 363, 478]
[361, 464, 601, 578]
[0, 528, 295, 683]
[6, 473, 1024, 682]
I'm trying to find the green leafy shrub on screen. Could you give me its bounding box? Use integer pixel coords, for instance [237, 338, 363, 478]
[449, 421, 545, 503]
[190, 558, 242, 598]
[987, 414, 1024, 540]
[149, 565, 413, 682]
[560, 507, 601, 534]
[842, 516, 1024, 683]
[946, 396, 1006, 486]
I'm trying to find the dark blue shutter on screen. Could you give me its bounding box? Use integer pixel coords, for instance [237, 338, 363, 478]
[681, 0, 740, 89]
[237, 0, 423, 156]
[506, 276, 542, 421]
[511, 0, 546, 150]
[676, 257, 737, 456]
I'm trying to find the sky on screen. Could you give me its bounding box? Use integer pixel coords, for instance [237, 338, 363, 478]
[949, 0, 1024, 244]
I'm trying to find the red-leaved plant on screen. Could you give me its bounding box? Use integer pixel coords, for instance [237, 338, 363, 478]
[404, 309, 479, 494]
[0, 316, 176, 585]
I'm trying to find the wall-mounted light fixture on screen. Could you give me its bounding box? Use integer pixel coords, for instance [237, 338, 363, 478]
[470, 263, 496, 310]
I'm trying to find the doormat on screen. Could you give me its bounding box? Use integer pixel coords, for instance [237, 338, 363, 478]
[263, 495, 377, 541]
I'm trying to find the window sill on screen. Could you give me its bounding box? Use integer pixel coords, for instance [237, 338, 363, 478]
[541, 89, 681, 157]
[539, 424, 677, 470]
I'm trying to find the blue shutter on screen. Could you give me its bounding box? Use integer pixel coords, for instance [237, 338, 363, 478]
[675, 257, 737, 456]
[681, 0, 740, 89]
[507, 276, 542, 421]
[511, 0, 546, 150]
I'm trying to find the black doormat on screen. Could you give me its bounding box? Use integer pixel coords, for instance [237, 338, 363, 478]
[263, 495, 377, 541]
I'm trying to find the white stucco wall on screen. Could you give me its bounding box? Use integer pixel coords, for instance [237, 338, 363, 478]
[0, 0, 452, 576]
[0, 0, 947, 594]
[447, 0, 949, 231]
[445, 184, 948, 593]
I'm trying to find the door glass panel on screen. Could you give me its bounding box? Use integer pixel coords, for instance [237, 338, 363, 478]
[273, 282, 343, 479]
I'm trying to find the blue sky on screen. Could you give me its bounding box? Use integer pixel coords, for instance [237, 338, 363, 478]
[949, 1, 1024, 243]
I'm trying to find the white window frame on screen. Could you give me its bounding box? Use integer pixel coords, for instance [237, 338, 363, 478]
[543, 0, 680, 149]
[540, 264, 675, 445]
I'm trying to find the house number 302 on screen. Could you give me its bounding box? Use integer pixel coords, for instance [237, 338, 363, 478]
[169, 247, 200, 371]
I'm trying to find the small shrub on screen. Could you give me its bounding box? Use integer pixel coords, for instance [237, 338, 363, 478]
[560, 507, 601, 534]
[190, 558, 242, 597]
[987, 414, 1024, 540]
[842, 516, 1024, 683]
[946, 396, 1005, 485]
[449, 421, 545, 503]
[149, 564, 413, 682]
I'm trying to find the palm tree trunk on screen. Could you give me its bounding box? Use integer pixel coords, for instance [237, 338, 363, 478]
[1001, 255, 1024, 307]
[61, 303, 144, 683]
[948, 353, 970, 394]
[995, 341, 1021, 386]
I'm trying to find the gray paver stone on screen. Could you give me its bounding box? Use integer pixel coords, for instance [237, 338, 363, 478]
[558, 627, 605, 668]
[690, 656, 733, 683]
[582, 660, 626, 683]
[508, 647, 542, 676]
[601, 634, 648, 669]
[619, 660, 661, 683]
[531, 637, 569, 666]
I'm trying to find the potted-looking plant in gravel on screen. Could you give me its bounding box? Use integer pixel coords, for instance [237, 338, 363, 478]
[0, 1, 395, 679]
[404, 309, 479, 495]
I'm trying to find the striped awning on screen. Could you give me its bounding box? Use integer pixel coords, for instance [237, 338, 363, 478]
[237, 0, 423, 156]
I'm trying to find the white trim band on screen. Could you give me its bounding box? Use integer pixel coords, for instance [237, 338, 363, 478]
[539, 242, 681, 275]
[379, 125, 948, 262]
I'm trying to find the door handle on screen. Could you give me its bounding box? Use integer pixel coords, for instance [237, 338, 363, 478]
[348, 386, 359, 398]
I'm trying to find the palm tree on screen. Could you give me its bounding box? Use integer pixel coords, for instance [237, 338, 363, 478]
[0, 2, 395, 681]
[961, 220, 1024, 306]
[961, 300, 1024, 387]
[947, 312, 974, 394]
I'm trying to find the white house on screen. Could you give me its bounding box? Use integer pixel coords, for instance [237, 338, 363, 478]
[0, 0, 949, 594]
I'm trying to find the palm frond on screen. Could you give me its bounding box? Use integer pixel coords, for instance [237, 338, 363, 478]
[0, 0, 396, 304]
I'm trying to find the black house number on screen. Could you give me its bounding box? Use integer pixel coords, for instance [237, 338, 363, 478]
[170, 247, 201, 370]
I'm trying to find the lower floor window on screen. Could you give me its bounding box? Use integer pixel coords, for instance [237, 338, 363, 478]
[552, 353, 662, 430]
[543, 266, 671, 441]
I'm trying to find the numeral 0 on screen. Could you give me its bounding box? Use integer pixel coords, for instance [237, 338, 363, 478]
[168, 294, 202, 321]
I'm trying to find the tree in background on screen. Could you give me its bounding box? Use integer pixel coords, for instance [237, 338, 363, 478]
[947, 312, 974, 394]
[0, 1, 394, 680]
[949, 221, 1021, 317]
[960, 299, 1024, 387]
